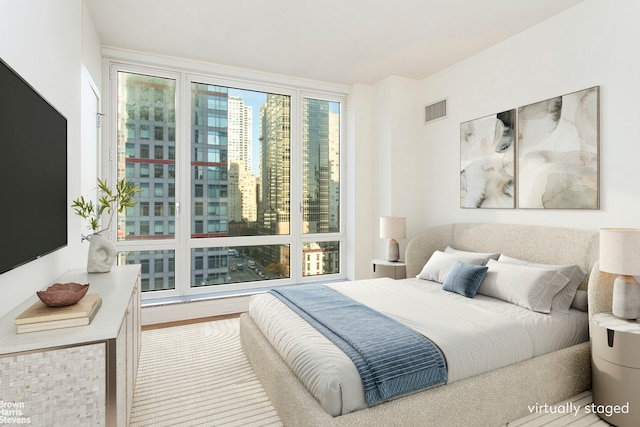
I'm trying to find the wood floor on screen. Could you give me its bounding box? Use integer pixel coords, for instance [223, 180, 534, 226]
[141, 313, 240, 331]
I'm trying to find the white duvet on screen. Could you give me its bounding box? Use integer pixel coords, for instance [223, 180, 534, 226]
[248, 277, 589, 416]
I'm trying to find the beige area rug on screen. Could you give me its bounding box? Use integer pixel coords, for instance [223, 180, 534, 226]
[131, 318, 610, 427]
[130, 318, 282, 427]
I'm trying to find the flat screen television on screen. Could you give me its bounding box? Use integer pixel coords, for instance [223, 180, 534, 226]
[0, 57, 67, 274]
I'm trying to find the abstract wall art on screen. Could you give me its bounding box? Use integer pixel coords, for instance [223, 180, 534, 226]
[517, 86, 599, 209]
[460, 109, 516, 208]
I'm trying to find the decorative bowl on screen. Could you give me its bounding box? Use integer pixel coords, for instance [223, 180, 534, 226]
[36, 283, 90, 307]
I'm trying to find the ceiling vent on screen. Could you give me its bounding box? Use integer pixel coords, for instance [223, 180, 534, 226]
[424, 98, 447, 124]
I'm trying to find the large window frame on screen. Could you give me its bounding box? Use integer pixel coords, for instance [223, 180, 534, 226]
[104, 60, 347, 300]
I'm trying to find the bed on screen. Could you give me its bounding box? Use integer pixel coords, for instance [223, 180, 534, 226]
[240, 223, 615, 426]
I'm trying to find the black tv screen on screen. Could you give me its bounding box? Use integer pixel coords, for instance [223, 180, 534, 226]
[0, 58, 67, 274]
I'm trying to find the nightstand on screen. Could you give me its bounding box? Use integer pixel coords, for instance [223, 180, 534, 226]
[371, 259, 406, 279]
[591, 313, 640, 427]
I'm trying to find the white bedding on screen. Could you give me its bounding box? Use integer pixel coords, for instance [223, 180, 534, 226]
[248, 277, 589, 416]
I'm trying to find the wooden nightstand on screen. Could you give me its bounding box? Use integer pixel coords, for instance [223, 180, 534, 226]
[591, 313, 640, 427]
[371, 259, 406, 279]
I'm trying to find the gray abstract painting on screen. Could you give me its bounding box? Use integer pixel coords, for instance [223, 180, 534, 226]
[518, 87, 599, 209]
[460, 110, 515, 208]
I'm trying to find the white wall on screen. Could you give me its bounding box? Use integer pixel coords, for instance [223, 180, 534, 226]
[81, 1, 103, 83]
[346, 84, 376, 280]
[409, 0, 640, 232]
[371, 76, 423, 261]
[80, 1, 103, 262]
[0, 0, 102, 317]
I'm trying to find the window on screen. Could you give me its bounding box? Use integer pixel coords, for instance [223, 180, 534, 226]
[111, 65, 344, 298]
[154, 183, 164, 197]
[139, 202, 149, 216]
[154, 202, 163, 216]
[140, 144, 150, 159]
[140, 125, 150, 139]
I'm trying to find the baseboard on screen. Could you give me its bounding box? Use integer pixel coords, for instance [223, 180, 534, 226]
[141, 294, 250, 326]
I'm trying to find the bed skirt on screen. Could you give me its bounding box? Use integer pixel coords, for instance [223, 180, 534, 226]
[240, 313, 591, 427]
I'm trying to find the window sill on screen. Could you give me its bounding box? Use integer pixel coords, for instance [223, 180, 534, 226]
[141, 278, 350, 308]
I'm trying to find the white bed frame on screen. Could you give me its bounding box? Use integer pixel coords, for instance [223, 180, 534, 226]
[240, 223, 614, 426]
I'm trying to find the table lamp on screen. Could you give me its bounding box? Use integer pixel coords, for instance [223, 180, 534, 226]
[599, 228, 640, 320]
[380, 216, 406, 262]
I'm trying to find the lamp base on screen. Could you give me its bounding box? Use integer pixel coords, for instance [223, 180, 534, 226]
[612, 275, 640, 320]
[386, 239, 399, 262]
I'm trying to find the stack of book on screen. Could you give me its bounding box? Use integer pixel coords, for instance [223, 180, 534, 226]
[15, 294, 102, 334]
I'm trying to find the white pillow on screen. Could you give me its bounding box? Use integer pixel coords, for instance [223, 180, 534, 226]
[417, 251, 489, 283]
[478, 260, 570, 313]
[497, 254, 586, 313]
[445, 246, 501, 261]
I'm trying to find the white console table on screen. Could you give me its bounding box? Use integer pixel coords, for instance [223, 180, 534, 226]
[0, 265, 141, 426]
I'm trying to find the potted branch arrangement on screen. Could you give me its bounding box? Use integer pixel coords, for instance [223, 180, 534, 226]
[71, 178, 140, 273]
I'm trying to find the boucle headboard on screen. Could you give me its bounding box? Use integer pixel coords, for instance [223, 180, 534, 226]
[405, 223, 614, 319]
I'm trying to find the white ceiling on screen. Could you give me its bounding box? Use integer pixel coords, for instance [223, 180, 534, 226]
[84, 0, 585, 86]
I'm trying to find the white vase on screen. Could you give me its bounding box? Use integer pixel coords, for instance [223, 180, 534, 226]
[87, 233, 117, 273]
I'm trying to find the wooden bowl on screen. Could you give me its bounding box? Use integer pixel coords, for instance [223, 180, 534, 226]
[37, 283, 90, 307]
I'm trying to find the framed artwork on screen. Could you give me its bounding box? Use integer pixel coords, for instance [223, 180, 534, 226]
[517, 86, 599, 209]
[460, 109, 515, 208]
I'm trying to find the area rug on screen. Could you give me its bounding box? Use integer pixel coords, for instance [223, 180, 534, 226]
[130, 317, 609, 427]
[130, 318, 282, 426]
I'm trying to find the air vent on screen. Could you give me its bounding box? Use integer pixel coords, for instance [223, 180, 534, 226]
[424, 98, 447, 124]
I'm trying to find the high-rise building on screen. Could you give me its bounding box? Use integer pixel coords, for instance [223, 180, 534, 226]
[227, 96, 258, 225]
[329, 110, 340, 233]
[116, 73, 178, 292]
[259, 94, 291, 236]
[300, 100, 340, 276]
[302, 98, 335, 234]
[227, 96, 253, 174]
[191, 83, 229, 238]
[228, 160, 258, 223]
[190, 83, 230, 286]
[258, 94, 291, 270]
[117, 76, 233, 290]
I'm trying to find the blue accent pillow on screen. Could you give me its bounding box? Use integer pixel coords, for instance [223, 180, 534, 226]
[442, 261, 488, 298]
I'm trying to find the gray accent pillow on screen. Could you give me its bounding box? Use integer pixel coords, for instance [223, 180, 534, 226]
[478, 260, 570, 313]
[498, 254, 586, 314]
[442, 261, 488, 298]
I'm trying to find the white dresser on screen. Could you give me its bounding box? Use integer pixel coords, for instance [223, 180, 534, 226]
[0, 265, 141, 426]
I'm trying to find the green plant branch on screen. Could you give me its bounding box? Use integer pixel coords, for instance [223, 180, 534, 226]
[71, 178, 141, 235]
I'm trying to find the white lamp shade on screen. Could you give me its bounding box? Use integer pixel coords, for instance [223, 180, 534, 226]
[380, 216, 406, 240]
[599, 228, 640, 275]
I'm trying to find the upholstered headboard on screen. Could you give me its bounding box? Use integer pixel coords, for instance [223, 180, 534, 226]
[405, 223, 614, 319]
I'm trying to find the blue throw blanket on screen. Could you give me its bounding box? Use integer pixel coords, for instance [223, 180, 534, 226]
[269, 285, 447, 407]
